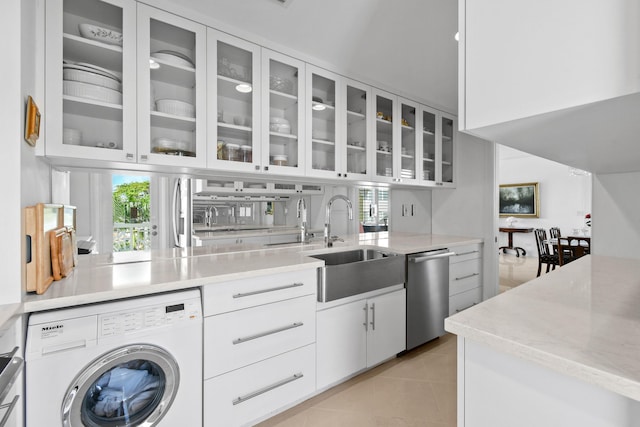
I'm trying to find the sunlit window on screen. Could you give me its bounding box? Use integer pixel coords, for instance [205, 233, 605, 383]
[358, 188, 389, 232]
[112, 175, 151, 252]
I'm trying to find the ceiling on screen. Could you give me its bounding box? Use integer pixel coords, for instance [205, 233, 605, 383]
[156, 0, 459, 113]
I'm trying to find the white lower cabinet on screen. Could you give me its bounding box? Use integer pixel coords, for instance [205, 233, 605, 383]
[317, 288, 406, 390]
[202, 268, 317, 426]
[205, 344, 315, 426]
[449, 243, 483, 315]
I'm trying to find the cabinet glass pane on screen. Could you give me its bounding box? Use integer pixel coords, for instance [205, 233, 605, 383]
[148, 19, 197, 157]
[442, 117, 454, 183]
[310, 74, 336, 172]
[62, 0, 124, 151]
[268, 59, 299, 168]
[400, 103, 416, 180]
[346, 86, 367, 175]
[217, 41, 254, 163]
[375, 95, 393, 178]
[422, 110, 436, 181]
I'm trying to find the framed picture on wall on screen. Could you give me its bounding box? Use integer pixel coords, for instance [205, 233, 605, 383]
[499, 182, 540, 217]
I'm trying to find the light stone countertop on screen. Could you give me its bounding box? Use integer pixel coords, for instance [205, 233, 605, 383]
[445, 255, 640, 402]
[21, 232, 481, 315]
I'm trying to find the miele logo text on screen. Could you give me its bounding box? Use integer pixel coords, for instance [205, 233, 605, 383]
[42, 325, 63, 331]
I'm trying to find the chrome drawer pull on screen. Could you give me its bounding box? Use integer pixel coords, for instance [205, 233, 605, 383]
[232, 322, 304, 345]
[232, 282, 304, 298]
[232, 373, 304, 405]
[454, 250, 479, 256]
[0, 395, 19, 427]
[455, 273, 480, 281]
[456, 302, 478, 313]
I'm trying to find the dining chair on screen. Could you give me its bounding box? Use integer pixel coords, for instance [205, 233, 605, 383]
[534, 228, 558, 276]
[549, 227, 572, 257]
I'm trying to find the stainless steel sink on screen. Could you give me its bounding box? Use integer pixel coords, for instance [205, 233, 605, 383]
[310, 249, 405, 302]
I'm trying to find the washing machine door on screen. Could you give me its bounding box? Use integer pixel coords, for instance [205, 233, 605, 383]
[61, 344, 180, 427]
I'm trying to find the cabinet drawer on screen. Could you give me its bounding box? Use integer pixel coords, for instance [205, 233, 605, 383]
[449, 287, 482, 316]
[204, 295, 316, 379]
[202, 269, 316, 315]
[450, 243, 482, 264]
[204, 344, 315, 427]
[450, 258, 482, 296]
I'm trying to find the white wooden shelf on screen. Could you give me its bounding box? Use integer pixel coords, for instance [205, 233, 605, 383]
[376, 150, 392, 156]
[423, 157, 435, 163]
[347, 110, 365, 125]
[150, 110, 196, 131]
[218, 122, 253, 139]
[218, 75, 252, 100]
[270, 90, 297, 110]
[270, 131, 297, 140]
[401, 125, 415, 131]
[63, 33, 123, 71]
[376, 118, 393, 126]
[63, 95, 123, 121]
[347, 144, 366, 152]
[151, 58, 195, 88]
[423, 129, 436, 136]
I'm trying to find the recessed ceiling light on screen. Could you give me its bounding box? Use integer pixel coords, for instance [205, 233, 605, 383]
[312, 104, 326, 111]
[454, 32, 460, 42]
[149, 59, 160, 69]
[235, 84, 252, 93]
[270, 0, 295, 7]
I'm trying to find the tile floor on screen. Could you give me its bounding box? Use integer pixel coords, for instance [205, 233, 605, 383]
[257, 254, 536, 427]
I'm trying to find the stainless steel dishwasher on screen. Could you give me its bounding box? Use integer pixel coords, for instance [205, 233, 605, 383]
[406, 249, 455, 350]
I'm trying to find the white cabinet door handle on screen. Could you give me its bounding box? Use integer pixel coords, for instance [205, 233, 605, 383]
[232, 322, 303, 345]
[233, 282, 304, 298]
[232, 373, 303, 405]
[455, 273, 480, 281]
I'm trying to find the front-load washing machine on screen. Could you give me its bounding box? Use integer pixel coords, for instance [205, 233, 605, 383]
[25, 289, 202, 427]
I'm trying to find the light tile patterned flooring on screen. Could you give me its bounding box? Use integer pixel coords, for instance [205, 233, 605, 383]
[257, 253, 536, 427]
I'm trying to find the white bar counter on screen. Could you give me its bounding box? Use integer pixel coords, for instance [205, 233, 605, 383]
[446, 255, 640, 426]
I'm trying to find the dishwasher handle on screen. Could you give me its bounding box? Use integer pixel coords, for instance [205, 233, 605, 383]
[410, 251, 456, 263]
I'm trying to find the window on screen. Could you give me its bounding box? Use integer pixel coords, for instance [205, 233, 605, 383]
[112, 175, 151, 252]
[358, 188, 389, 232]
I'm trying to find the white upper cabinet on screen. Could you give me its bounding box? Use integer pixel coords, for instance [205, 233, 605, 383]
[207, 29, 261, 173]
[418, 106, 456, 188]
[137, 4, 206, 167]
[261, 49, 305, 176]
[342, 79, 372, 180]
[45, 0, 137, 162]
[305, 66, 342, 179]
[397, 98, 420, 185]
[372, 89, 397, 184]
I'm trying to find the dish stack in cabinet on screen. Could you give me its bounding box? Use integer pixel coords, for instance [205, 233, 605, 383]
[420, 107, 437, 183]
[261, 50, 306, 176]
[440, 115, 456, 186]
[45, 0, 136, 162]
[208, 30, 261, 173]
[372, 89, 397, 183]
[137, 4, 206, 167]
[398, 98, 419, 184]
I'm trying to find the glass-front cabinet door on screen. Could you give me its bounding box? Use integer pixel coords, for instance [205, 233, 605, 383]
[342, 79, 371, 180]
[306, 66, 341, 178]
[137, 4, 206, 167]
[398, 98, 419, 184]
[420, 105, 437, 185]
[261, 49, 305, 176]
[45, 0, 136, 162]
[372, 89, 397, 183]
[439, 114, 456, 187]
[208, 30, 261, 172]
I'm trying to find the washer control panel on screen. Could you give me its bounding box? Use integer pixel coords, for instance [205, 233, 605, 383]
[99, 299, 202, 338]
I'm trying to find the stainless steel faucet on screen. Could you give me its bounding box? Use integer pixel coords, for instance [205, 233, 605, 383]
[297, 198, 308, 243]
[205, 206, 218, 227]
[324, 195, 353, 247]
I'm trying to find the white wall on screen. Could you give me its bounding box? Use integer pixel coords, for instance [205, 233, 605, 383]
[498, 146, 592, 257]
[592, 172, 640, 259]
[390, 189, 432, 234]
[432, 133, 497, 299]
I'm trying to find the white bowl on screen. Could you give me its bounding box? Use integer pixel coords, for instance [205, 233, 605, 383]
[153, 137, 189, 151]
[63, 80, 122, 104]
[63, 68, 122, 92]
[78, 23, 123, 46]
[269, 117, 290, 125]
[156, 99, 195, 118]
[151, 51, 194, 68]
[63, 128, 82, 145]
[270, 123, 291, 134]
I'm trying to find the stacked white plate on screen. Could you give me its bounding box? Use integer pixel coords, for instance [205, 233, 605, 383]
[151, 50, 194, 68]
[156, 99, 195, 118]
[63, 61, 122, 104]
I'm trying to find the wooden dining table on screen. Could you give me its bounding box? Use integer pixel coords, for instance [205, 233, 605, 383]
[549, 235, 591, 264]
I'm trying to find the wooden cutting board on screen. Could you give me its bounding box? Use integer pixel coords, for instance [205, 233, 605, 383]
[50, 227, 74, 281]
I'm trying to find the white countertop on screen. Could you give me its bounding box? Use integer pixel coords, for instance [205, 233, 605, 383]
[445, 255, 640, 402]
[21, 232, 481, 314]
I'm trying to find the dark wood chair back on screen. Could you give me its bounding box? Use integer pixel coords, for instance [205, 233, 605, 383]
[534, 228, 551, 257]
[549, 227, 561, 255]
